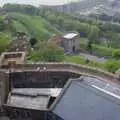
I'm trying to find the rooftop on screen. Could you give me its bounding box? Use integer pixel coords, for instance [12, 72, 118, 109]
[51, 76, 120, 120]
[6, 88, 62, 111]
[63, 33, 78, 39]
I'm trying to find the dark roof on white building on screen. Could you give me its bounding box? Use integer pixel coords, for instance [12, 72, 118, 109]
[51, 76, 120, 120]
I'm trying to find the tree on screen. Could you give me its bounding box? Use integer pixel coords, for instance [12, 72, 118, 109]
[29, 42, 64, 62]
[47, 14, 57, 24]
[57, 16, 64, 27]
[29, 37, 37, 47]
[0, 33, 10, 54]
[43, 43, 64, 62]
[87, 25, 100, 52]
[88, 25, 100, 44]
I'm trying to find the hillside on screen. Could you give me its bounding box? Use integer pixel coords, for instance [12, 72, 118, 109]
[43, 0, 120, 22]
[0, 12, 61, 54]
[10, 13, 61, 41]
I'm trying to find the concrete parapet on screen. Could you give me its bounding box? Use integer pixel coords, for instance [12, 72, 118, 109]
[0, 62, 116, 83]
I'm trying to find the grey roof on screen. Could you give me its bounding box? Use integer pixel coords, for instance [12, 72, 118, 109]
[12, 88, 62, 97]
[51, 76, 120, 120]
[7, 94, 49, 111]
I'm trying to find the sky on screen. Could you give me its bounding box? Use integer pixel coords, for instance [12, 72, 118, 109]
[0, 0, 79, 6]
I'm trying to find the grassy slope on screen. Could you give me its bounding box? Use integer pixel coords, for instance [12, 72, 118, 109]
[10, 12, 61, 41]
[0, 12, 61, 54]
[12, 20, 28, 33]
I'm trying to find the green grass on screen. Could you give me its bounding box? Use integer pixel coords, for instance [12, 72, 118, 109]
[65, 55, 105, 70]
[0, 32, 10, 54]
[10, 12, 61, 41]
[12, 20, 28, 33]
[65, 55, 85, 64]
[80, 40, 119, 57]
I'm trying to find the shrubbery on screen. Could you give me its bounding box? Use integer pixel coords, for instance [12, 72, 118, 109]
[112, 50, 120, 60]
[80, 41, 116, 57]
[0, 33, 10, 54]
[105, 60, 120, 73]
[29, 42, 64, 62]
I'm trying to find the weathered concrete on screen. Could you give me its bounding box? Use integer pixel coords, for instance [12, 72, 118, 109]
[10, 71, 80, 88]
[1, 62, 116, 83]
[0, 52, 27, 66]
[0, 70, 9, 107]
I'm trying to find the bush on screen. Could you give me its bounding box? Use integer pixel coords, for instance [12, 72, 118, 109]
[0, 33, 10, 54]
[92, 45, 114, 57]
[80, 41, 116, 57]
[112, 50, 120, 60]
[105, 60, 120, 73]
[29, 42, 65, 62]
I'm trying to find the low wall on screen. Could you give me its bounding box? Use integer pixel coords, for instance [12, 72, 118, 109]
[10, 71, 79, 88]
[1, 62, 116, 83]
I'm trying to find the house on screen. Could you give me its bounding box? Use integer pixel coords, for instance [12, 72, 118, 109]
[4, 88, 62, 120]
[50, 76, 120, 120]
[48, 33, 80, 54]
[61, 33, 80, 54]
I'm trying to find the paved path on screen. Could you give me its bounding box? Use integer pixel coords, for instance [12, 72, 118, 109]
[79, 53, 107, 63]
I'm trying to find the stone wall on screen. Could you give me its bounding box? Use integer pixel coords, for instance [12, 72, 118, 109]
[0, 70, 9, 107]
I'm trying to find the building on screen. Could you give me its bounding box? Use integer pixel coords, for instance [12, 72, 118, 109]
[50, 76, 120, 120]
[48, 33, 80, 54]
[61, 33, 80, 54]
[4, 88, 62, 120]
[0, 52, 27, 66]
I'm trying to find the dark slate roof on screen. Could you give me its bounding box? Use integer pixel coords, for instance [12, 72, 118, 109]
[51, 76, 120, 120]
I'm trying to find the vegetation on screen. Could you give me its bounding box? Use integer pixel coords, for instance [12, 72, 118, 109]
[2, 4, 120, 48]
[105, 60, 120, 73]
[28, 42, 64, 62]
[0, 33, 10, 54]
[0, 4, 119, 73]
[10, 12, 61, 41]
[80, 40, 120, 57]
[65, 55, 120, 73]
[112, 50, 120, 60]
[65, 55, 105, 70]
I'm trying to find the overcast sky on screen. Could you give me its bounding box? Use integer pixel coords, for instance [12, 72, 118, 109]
[0, 0, 79, 6]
